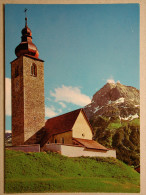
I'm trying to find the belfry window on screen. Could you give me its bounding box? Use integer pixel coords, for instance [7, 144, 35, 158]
[31, 63, 37, 77]
[15, 66, 19, 77]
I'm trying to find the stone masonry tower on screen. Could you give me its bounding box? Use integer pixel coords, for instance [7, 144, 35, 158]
[11, 14, 45, 146]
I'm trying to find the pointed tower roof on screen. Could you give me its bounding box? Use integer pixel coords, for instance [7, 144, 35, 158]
[15, 10, 39, 58]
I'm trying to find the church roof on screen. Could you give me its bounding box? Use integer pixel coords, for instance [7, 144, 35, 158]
[45, 109, 81, 135]
[11, 54, 44, 64]
[25, 108, 95, 148]
[40, 108, 93, 148]
[73, 138, 108, 151]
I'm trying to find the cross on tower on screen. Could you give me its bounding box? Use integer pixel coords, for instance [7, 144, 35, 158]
[24, 8, 27, 17]
[24, 8, 28, 27]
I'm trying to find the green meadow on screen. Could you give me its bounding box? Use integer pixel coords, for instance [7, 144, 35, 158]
[5, 149, 140, 193]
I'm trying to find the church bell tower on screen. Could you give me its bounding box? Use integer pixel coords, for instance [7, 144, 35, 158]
[11, 13, 45, 145]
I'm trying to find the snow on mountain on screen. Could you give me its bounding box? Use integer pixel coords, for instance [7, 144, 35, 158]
[119, 113, 139, 121]
[108, 97, 125, 105]
[115, 97, 125, 104]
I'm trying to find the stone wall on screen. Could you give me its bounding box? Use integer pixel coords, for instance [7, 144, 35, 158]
[11, 55, 45, 146]
[11, 56, 24, 145]
[6, 144, 40, 152]
[23, 56, 45, 142]
[44, 144, 116, 158]
[44, 144, 61, 152]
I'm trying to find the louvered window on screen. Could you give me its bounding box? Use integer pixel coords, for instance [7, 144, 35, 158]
[31, 63, 37, 77]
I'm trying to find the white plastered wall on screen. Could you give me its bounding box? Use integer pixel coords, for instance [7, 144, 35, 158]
[44, 144, 116, 158]
[72, 111, 93, 140]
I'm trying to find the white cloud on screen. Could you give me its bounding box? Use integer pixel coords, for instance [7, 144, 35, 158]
[58, 108, 62, 113]
[45, 106, 59, 118]
[59, 102, 66, 108]
[5, 78, 11, 116]
[50, 85, 91, 106]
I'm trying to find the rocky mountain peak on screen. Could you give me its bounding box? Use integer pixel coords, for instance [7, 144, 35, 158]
[84, 82, 140, 120]
[84, 82, 140, 167]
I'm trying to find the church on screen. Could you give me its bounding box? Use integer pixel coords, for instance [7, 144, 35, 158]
[9, 15, 116, 158]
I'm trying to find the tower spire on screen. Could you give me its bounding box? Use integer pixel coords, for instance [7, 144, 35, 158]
[15, 9, 39, 58]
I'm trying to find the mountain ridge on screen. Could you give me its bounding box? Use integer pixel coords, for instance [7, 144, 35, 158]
[84, 82, 139, 120]
[84, 82, 140, 166]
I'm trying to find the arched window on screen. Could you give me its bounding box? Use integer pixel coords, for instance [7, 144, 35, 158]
[31, 63, 37, 77]
[55, 139, 57, 143]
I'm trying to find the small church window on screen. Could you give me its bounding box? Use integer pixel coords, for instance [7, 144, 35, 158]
[62, 137, 64, 144]
[55, 139, 57, 143]
[82, 133, 85, 137]
[15, 66, 19, 77]
[31, 63, 37, 77]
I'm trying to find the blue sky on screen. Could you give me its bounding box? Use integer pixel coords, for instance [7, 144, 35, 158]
[5, 4, 140, 131]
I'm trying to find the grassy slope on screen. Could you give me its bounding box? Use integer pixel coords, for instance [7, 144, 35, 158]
[5, 149, 140, 193]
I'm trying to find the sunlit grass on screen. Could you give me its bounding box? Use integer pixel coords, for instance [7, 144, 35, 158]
[5, 149, 140, 193]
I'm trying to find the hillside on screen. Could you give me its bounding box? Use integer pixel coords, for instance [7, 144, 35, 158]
[5, 149, 140, 193]
[84, 82, 140, 167]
